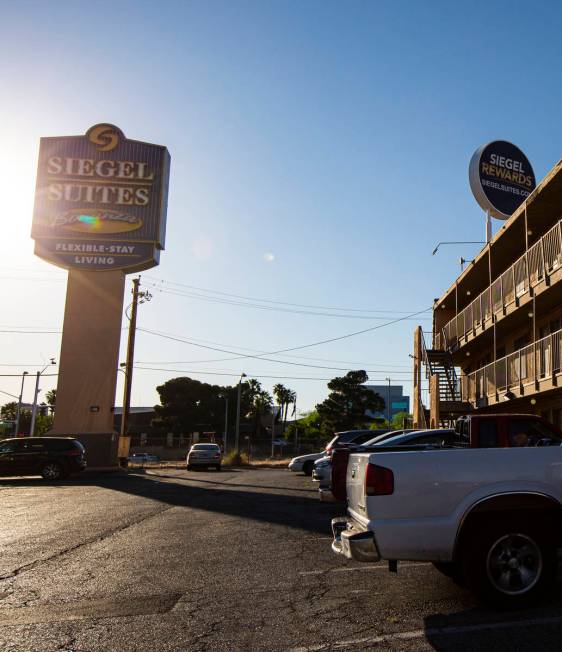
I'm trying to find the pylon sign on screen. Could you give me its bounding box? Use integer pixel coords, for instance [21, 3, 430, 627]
[469, 140, 535, 220]
[32, 124, 170, 271]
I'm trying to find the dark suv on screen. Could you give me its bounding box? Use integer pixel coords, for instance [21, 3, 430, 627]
[0, 437, 86, 480]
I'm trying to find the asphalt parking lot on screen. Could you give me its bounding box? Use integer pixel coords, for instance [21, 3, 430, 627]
[1, 467, 562, 651]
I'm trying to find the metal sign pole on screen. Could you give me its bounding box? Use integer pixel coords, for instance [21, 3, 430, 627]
[486, 209, 492, 243]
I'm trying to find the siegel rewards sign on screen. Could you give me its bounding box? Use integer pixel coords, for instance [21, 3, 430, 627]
[32, 124, 170, 271]
[469, 140, 536, 220]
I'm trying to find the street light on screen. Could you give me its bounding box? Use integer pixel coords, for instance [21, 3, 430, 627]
[15, 371, 29, 436]
[235, 373, 247, 452]
[30, 358, 56, 436]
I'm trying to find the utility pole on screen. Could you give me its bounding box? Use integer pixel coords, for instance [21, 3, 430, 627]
[385, 377, 391, 428]
[30, 359, 56, 436]
[15, 371, 28, 436]
[119, 277, 141, 466]
[271, 407, 276, 458]
[294, 398, 298, 454]
[235, 373, 246, 452]
[223, 395, 229, 453]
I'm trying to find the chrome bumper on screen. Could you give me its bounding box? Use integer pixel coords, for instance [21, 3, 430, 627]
[331, 517, 381, 563]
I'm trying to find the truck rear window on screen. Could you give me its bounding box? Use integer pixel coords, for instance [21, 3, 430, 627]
[507, 419, 562, 447]
[478, 421, 498, 448]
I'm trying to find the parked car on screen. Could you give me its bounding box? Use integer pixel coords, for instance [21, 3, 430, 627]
[128, 452, 159, 463]
[187, 443, 222, 471]
[290, 430, 392, 477]
[288, 452, 325, 476]
[331, 414, 562, 607]
[317, 429, 454, 500]
[325, 429, 391, 454]
[0, 437, 86, 480]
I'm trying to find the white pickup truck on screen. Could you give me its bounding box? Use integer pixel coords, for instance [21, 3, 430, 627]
[332, 444, 562, 607]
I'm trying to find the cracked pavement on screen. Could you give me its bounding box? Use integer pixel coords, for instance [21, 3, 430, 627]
[1, 468, 562, 650]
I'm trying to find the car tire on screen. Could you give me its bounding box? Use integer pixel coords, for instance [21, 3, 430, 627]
[41, 462, 64, 481]
[303, 461, 314, 476]
[461, 518, 556, 608]
[187, 464, 192, 471]
[216, 465, 221, 471]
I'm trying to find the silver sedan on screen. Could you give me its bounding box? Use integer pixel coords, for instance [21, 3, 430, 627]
[187, 443, 222, 471]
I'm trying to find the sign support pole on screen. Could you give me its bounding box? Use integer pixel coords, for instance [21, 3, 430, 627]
[485, 209, 492, 243]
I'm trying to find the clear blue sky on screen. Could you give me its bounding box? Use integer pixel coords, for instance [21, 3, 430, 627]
[2, 0, 562, 414]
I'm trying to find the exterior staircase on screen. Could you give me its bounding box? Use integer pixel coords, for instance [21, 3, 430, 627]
[421, 333, 471, 426]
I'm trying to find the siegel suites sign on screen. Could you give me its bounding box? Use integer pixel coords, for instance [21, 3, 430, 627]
[32, 124, 170, 271]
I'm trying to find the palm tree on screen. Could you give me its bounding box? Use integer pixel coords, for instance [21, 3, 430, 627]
[45, 389, 57, 413]
[248, 389, 273, 437]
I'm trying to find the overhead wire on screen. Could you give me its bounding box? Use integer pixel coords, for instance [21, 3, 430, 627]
[144, 282, 432, 321]
[137, 306, 430, 370]
[144, 275, 427, 314]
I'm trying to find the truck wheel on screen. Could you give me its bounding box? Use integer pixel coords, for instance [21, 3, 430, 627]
[462, 520, 555, 608]
[303, 461, 314, 476]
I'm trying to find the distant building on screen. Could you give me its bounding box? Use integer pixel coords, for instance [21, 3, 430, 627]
[364, 385, 410, 421]
[113, 407, 156, 432]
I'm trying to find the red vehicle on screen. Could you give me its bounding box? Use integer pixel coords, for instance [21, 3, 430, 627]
[331, 414, 562, 502]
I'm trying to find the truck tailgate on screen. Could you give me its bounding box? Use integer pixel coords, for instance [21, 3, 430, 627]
[346, 447, 562, 561]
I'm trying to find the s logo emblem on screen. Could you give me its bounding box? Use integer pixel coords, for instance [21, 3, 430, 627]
[87, 124, 120, 152]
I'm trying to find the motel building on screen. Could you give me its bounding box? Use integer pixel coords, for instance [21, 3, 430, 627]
[413, 157, 562, 429]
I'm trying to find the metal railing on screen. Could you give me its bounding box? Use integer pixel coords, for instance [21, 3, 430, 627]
[436, 221, 562, 350]
[462, 327, 562, 403]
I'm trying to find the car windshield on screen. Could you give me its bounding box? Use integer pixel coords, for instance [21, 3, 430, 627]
[377, 430, 452, 447]
[192, 444, 219, 450]
[363, 430, 412, 446]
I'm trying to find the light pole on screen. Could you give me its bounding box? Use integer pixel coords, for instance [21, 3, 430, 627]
[14, 371, 29, 436]
[235, 373, 247, 452]
[219, 394, 229, 453]
[30, 359, 56, 436]
[385, 377, 391, 428]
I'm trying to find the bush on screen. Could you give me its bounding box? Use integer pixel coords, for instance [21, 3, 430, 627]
[223, 450, 250, 466]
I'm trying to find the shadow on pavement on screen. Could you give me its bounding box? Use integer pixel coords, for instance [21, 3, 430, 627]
[423, 599, 562, 651]
[0, 471, 343, 537]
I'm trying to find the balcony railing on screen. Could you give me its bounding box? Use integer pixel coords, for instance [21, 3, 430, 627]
[435, 220, 562, 350]
[461, 327, 562, 404]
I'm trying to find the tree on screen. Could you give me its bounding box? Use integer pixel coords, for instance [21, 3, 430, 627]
[245, 380, 273, 437]
[154, 377, 241, 436]
[45, 389, 57, 412]
[0, 402, 17, 420]
[285, 410, 324, 442]
[273, 384, 297, 436]
[391, 411, 412, 429]
[315, 370, 384, 434]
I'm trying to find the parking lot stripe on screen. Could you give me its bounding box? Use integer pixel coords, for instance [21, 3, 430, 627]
[291, 615, 562, 651]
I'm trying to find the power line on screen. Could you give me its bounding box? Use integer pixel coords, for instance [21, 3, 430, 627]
[145, 276, 427, 315]
[0, 373, 58, 377]
[145, 282, 432, 321]
[0, 330, 61, 334]
[133, 366, 408, 383]
[137, 306, 430, 369]
[136, 334, 413, 367]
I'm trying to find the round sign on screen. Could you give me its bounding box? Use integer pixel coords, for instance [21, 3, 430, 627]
[469, 141, 536, 219]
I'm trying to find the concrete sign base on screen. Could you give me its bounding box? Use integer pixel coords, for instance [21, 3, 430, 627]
[50, 269, 125, 469]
